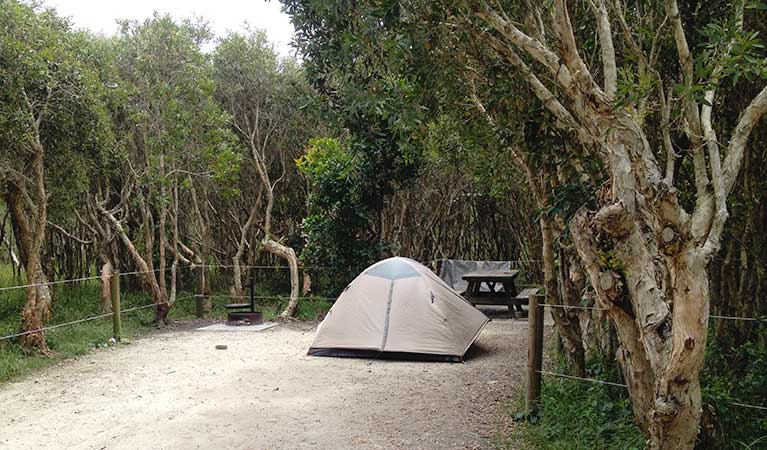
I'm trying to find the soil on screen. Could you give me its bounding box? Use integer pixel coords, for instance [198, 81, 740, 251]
[0, 310, 544, 450]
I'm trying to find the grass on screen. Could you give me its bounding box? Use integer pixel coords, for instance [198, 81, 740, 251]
[498, 345, 644, 450]
[0, 265, 332, 384]
[503, 378, 645, 450]
[500, 331, 767, 450]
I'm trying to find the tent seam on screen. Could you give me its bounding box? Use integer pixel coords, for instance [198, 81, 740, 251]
[380, 279, 395, 351]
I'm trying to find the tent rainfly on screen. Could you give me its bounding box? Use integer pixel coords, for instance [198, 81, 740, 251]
[308, 257, 490, 362]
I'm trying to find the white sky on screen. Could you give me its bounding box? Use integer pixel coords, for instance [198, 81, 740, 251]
[42, 0, 297, 57]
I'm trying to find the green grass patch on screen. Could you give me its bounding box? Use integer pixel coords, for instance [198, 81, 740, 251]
[501, 330, 767, 450]
[499, 351, 644, 450]
[507, 378, 645, 450]
[0, 268, 332, 384]
[0, 282, 160, 383]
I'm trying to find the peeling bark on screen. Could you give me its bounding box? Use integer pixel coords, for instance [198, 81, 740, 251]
[97, 202, 165, 321]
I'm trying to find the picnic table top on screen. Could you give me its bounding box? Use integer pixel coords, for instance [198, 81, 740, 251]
[461, 269, 519, 281]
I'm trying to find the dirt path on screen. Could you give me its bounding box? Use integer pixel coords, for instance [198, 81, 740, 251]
[0, 315, 537, 450]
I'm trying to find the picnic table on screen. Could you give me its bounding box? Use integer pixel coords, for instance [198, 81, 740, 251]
[462, 270, 535, 319]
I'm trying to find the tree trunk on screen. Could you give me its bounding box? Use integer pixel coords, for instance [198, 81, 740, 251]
[2, 234, 20, 268]
[233, 204, 259, 298]
[158, 156, 168, 314]
[301, 270, 312, 297]
[190, 184, 212, 316]
[569, 119, 710, 449]
[99, 259, 113, 313]
[167, 182, 180, 314]
[19, 266, 52, 354]
[97, 202, 165, 320]
[265, 237, 300, 319]
[541, 215, 586, 377]
[10, 127, 53, 354]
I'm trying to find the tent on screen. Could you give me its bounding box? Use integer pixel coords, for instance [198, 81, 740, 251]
[308, 257, 490, 362]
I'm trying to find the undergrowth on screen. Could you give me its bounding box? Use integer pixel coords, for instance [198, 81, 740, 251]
[504, 356, 644, 450]
[504, 325, 767, 450]
[699, 324, 767, 449]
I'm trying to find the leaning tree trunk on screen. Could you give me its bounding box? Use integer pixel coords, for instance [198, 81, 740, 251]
[97, 202, 165, 320]
[264, 237, 300, 320]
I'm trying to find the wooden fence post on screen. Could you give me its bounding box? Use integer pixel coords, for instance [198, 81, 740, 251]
[110, 270, 122, 341]
[526, 293, 544, 413]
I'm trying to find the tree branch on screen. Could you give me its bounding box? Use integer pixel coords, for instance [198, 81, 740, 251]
[587, 0, 618, 98]
[553, 0, 604, 99]
[480, 34, 593, 146]
[666, 0, 708, 202]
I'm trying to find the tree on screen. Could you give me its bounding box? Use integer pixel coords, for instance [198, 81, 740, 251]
[0, 0, 111, 352]
[281, 1, 767, 448]
[96, 14, 237, 323]
[213, 29, 317, 318]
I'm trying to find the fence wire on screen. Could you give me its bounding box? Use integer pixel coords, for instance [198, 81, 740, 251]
[0, 268, 171, 293]
[0, 294, 196, 342]
[539, 303, 762, 322]
[201, 294, 337, 301]
[537, 370, 767, 412]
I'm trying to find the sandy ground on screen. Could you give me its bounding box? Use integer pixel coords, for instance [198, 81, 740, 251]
[0, 310, 544, 450]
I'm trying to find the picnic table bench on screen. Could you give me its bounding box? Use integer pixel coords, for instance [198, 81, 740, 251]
[462, 270, 540, 319]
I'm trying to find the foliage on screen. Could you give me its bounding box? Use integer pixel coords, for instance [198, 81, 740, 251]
[283, 0, 429, 283]
[699, 324, 767, 449]
[0, 0, 112, 216]
[114, 13, 240, 192]
[508, 358, 644, 450]
[297, 137, 389, 292]
[212, 27, 316, 214]
[507, 335, 767, 450]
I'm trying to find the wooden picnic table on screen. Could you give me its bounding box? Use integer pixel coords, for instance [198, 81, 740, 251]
[462, 270, 527, 318]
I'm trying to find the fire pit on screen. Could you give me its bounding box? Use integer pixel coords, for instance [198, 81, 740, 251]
[225, 267, 263, 326]
[226, 309, 264, 326]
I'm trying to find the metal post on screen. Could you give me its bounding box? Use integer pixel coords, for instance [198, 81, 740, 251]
[110, 270, 122, 341]
[249, 266, 255, 312]
[526, 293, 544, 414]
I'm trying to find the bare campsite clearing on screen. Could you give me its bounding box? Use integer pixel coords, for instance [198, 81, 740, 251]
[0, 314, 540, 450]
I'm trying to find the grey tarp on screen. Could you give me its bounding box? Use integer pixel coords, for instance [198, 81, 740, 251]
[438, 259, 511, 293]
[308, 257, 489, 362]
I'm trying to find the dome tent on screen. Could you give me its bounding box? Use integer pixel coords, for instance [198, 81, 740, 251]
[308, 257, 490, 362]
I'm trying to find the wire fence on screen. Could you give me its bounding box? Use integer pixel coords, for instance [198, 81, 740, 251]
[201, 294, 337, 302]
[0, 259, 544, 293]
[537, 370, 767, 411]
[536, 302, 766, 413]
[0, 261, 764, 418]
[0, 293, 197, 343]
[0, 268, 172, 293]
[540, 303, 763, 322]
[197, 263, 344, 270]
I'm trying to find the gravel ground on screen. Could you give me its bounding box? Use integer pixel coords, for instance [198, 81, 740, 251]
[0, 310, 545, 450]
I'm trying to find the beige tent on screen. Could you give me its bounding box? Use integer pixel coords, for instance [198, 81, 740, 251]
[308, 257, 490, 362]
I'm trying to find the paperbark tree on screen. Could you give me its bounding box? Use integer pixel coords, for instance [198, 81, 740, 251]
[469, 2, 767, 448]
[95, 14, 238, 323]
[0, 1, 111, 352]
[214, 30, 315, 318]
